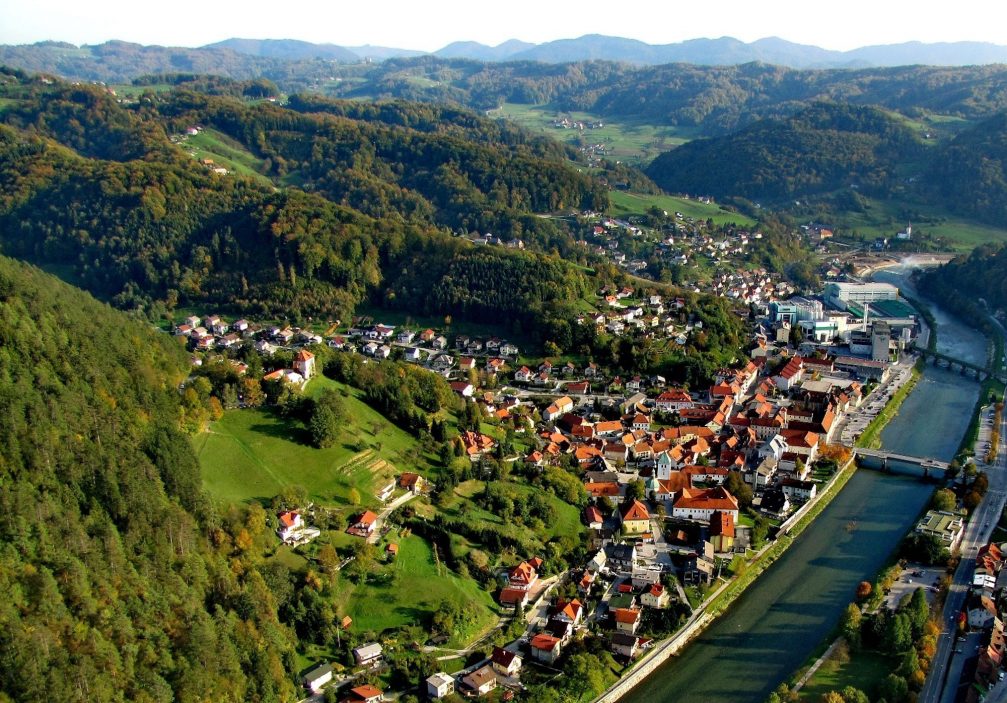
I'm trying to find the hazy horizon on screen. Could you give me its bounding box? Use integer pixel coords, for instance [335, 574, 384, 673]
[1, 0, 1003, 53]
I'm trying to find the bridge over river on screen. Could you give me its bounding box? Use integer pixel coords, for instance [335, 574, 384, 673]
[853, 447, 949, 477]
[918, 348, 1007, 384]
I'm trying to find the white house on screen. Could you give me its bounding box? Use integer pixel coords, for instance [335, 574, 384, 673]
[426, 673, 455, 699]
[302, 663, 333, 693]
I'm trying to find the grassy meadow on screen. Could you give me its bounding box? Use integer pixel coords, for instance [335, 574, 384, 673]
[489, 102, 697, 165]
[182, 128, 273, 184]
[194, 376, 432, 507]
[608, 190, 758, 227]
[331, 531, 499, 646]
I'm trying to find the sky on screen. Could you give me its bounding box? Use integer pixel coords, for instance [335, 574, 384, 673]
[1, 0, 1004, 51]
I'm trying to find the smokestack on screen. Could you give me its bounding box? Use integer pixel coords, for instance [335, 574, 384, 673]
[863, 302, 869, 332]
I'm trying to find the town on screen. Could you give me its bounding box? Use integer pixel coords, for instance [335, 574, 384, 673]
[168, 275, 957, 702]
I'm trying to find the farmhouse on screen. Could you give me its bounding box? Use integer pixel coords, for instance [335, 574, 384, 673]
[346, 510, 378, 538]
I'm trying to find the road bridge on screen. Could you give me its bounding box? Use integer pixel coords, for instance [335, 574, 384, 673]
[853, 448, 949, 477]
[918, 349, 1007, 384]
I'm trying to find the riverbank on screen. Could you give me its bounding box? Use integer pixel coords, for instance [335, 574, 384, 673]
[592, 456, 859, 703]
[854, 365, 922, 449]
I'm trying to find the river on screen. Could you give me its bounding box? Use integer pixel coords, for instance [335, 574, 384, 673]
[621, 267, 981, 703]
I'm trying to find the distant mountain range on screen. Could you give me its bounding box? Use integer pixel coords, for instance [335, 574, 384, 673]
[211, 34, 1007, 68]
[5, 35, 1007, 74]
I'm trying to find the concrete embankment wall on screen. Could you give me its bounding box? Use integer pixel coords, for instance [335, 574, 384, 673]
[592, 614, 713, 703]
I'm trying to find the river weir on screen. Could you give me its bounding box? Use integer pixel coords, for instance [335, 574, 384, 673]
[619, 265, 981, 703]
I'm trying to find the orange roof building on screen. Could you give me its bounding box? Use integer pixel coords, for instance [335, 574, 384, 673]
[620, 499, 651, 535]
[672, 487, 739, 522]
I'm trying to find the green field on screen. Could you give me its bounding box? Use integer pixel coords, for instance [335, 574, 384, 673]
[809, 194, 1007, 251]
[333, 532, 499, 645]
[439, 479, 584, 558]
[489, 103, 697, 165]
[608, 190, 758, 227]
[182, 128, 272, 185]
[799, 646, 895, 701]
[194, 376, 431, 507]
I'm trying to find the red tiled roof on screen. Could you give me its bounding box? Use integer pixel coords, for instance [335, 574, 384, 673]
[500, 588, 529, 605]
[585, 482, 620, 497]
[674, 487, 739, 513]
[278, 511, 298, 527]
[621, 499, 651, 522]
[613, 608, 641, 624]
[350, 684, 383, 700]
[530, 634, 561, 651]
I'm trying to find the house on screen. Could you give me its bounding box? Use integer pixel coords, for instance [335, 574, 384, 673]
[302, 663, 333, 692]
[276, 510, 320, 546]
[385, 543, 398, 559]
[399, 472, 427, 494]
[499, 587, 530, 610]
[760, 488, 791, 517]
[515, 366, 533, 382]
[507, 559, 540, 590]
[611, 632, 641, 659]
[277, 511, 303, 542]
[461, 665, 498, 696]
[620, 500, 652, 535]
[262, 369, 305, 386]
[529, 634, 563, 664]
[781, 478, 817, 502]
[612, 607, 642, 634]
[396, 330, 416, 344]
[293, 349, 315, 379]
[606, 543, 636, 573]
[709, 510, 735, 553]
[672, 487, 739, 522]
[491, 647, 523, 677]
[419, 328, 437, 343]
[404, 347, 422, 362]
[432, 335, 448, 350]
[655, 389, 693, 413]
[641, 583, 669, 609]
[584, 505, 604, 530]
[553, 599, 584, 626]
[426, 672, 455, 699]
[341, 685, 384, 703]
[546, 618, 573, 642]
[346, 510, 378, 537]
[458, 357, 476, 371]
[543, 396, 575, 422]
[352, 642, 383, 667]
[449, 381, 474, 398]
[460, 430, 496, 457]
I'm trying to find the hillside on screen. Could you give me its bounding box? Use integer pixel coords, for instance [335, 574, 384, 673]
[0, 73, 617, 344]
[0, 255, 296, 701]
[927, 111, 1007, 226]
[318, 59, 1007, 137]
[644, 103, 926, 201]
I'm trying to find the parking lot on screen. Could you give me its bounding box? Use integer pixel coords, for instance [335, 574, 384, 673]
[885, 564, 944, 610]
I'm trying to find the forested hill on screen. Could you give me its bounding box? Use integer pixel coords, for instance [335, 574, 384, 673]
[308, 59, 1007, 136]
[919, 243, 1007, 315]
[927, 111, 1007, 226]
[644, 103, 925, 202]
[0, 71, 620, 343]
[6, 47, 1007, 137]
[0, 255, 296, 701]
